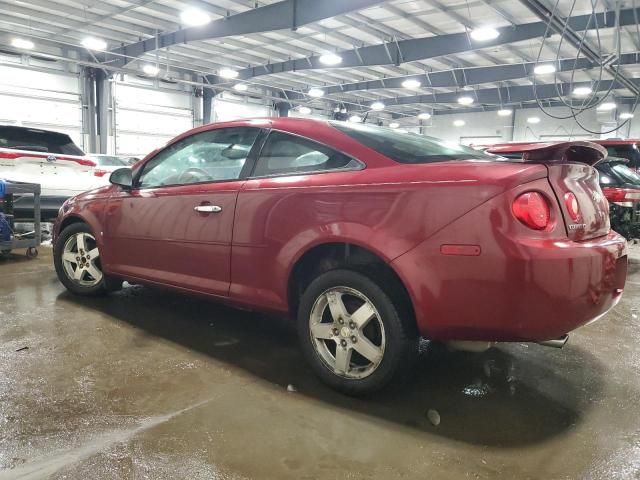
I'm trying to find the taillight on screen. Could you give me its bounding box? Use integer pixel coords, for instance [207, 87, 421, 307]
[564, 192, 580, 221]
[93, 169, 109, 177]
[0, 151, 21, 160]
[601, 187, 640, 203]
[512, 191, 550, 230]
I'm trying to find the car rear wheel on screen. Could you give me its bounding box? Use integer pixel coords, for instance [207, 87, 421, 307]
[298, 269, 417, 395]
[54, 223, 122, 295]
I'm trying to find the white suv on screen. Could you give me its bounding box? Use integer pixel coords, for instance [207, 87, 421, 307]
[0, 126, 108, 219]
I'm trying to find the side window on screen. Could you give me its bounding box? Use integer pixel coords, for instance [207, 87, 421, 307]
[137, 127, 260, 188]
[252, 131, 360, 177]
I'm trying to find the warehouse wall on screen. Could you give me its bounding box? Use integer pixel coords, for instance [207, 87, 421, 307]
[0, 57, 83, 148]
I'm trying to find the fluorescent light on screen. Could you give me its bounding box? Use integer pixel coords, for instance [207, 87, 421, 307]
[620, 112, 634, 120]
[142, 64, 159, 76]
[458, 95, 474, 105]
[370, 101, 385, 111]
[233, 83, 248, 92]
[180, 8, 211, 26]
[11, 38, 34, 50]
[219, 68, 239, 79]
[527, 116, 541, 124]
[534, 64, 556, 75]
[349, 115, 362, 123]
[81, 37, 107, 51]
[418, 112, 431, 120]
[572, 86, 592, 97]
[497, 109, 512, 116]
[470, 27, 500, 41]
[402, 79, 421, 89]
[319, 53, 342, 65]
[598, 102, 617, 111]
[453, 119, 465, 127]
[389, 122, 400, 129]
[298, 106, 312, 115]
[308, 87, 325, 97]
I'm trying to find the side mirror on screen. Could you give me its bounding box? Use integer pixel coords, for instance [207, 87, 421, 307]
[109, 168, 133, 189]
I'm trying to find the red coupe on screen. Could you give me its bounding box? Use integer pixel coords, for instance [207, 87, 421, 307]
[53, 118, 627, 394]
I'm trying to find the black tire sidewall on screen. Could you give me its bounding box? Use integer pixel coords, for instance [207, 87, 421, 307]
[54, 223, 108, 296]
[297, 269, 416, 395]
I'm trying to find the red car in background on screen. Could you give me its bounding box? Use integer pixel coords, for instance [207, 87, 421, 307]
[52, 119, 627, 394]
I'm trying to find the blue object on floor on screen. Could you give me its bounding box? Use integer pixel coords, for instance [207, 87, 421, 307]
[0, 180, 5, 197]
[0, 212, 10, 242]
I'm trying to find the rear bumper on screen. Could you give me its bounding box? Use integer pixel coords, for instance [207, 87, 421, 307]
[393, 230, 627, 342]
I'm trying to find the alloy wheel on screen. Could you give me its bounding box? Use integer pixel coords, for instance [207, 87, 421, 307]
[61, 232, 103, 287]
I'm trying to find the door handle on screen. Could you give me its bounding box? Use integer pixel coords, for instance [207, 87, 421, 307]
[194, 205, 222, 213]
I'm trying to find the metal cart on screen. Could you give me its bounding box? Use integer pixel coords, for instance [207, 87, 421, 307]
[0, 179, 41, 258]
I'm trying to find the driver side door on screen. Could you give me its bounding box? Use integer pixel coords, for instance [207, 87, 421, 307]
[103, 126, 263, 297]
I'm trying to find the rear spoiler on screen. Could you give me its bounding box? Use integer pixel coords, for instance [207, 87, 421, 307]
[486, 141, 607, 166]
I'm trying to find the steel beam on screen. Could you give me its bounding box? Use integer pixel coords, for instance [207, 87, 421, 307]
[207, 6, 640, 83]
[111, 0, 386, 66]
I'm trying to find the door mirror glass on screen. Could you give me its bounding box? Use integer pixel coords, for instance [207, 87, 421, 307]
[109, 167, 133, 188]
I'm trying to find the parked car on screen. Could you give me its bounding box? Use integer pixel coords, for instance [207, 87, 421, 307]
[52, 119, 627, 394]
[87, 154, 134, 178]
[591, 139, 640, 171]
[0, 126, 108, 219]
[597, 156, 640, 239]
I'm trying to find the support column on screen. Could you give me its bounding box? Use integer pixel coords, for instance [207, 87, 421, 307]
[203, 88, 214, 124]
[95, 70, 112, 154]
[81, 68, 98, 154]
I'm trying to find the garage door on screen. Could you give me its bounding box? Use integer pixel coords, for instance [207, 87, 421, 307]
[213, 93, 272, 121]
[114, 82, 194, 157]
[0, 63, 83, 150]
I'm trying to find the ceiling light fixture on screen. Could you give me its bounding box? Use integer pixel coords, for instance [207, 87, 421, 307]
[534, 64, 556, 75]
[497, 109, 512, 116]
[319, 53, 342, 65]
[11, 38, 34, 50]
[418, 112, 431, 120]
[619, 112, 634, 120]
[307, 87, 325, 97]
[470, 27, 500, 41]
[180, 8, 211, 26]
[349, 115, 362, 123]
[219, 68, 239, 79]
[402, 79, 421, 89]
[370, 101, 385, 111]
[233, 83, 248, 92]
[453, 119, 465, 127]
[527, 116, 541, 124]
[572, 86, 592, 97]
[142, 64, 159, 76]
[81, 37, 107, 51]
[389, 122, 400, 129]
[597, 102, 617, 111]
[458, 95, 474, 105]
[298, 106, 312, 115]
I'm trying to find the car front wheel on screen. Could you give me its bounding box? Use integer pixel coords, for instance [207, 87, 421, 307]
[54, 223, 121, 295]
[298, 269, 417, 395]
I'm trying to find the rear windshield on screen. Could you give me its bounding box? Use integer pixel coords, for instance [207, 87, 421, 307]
[598, 161, 640, 187]
[331, 121, 496, 164]
[604, 144, 640, 165]
[90, 155, 129, 167]
[0, 126, 84, 155]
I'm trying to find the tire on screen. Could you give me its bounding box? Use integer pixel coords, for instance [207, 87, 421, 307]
[53, 222, 122, 296]
[297, 269, 418, 395]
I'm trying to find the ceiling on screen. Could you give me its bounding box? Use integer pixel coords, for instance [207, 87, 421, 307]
[0, 0, 638, 124]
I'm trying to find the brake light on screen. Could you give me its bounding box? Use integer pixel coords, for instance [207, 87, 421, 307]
[93, 169, 109, 177]
[0, 151, 22, 160]
[564, 192, 580, 221]
[512, 192, 550, 230]
[601, 187, 640, 203]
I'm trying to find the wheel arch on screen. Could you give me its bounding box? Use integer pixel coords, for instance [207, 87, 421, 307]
[287, 242, 418, 335]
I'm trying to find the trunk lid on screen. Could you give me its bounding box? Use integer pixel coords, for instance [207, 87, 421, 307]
[487, 141, 611, 241]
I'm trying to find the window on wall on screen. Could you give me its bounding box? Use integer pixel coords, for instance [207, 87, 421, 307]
[137, 127, 260, 188]
[252, 131, 360, 177]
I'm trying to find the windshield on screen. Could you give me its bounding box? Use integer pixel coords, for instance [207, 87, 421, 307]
[0, 126, 85, 155]
[598, 161, 640, 187]
[90, 155, 129, 167]
[331, 121, 497, 164]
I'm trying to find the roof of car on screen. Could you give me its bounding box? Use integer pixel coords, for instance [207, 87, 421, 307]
[0, 125, 73, 137]
[591, 139, 639, 145]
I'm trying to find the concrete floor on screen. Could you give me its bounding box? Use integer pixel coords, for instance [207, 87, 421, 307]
[1, 248, 639, 480]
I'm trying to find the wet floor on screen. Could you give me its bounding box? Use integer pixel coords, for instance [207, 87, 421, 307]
[1, 248, 639, 479]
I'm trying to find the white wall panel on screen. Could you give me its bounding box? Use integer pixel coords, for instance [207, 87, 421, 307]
[113, 81, 193, 157]
[0, 64, 83, 148]
[212, 93, 272, 122]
